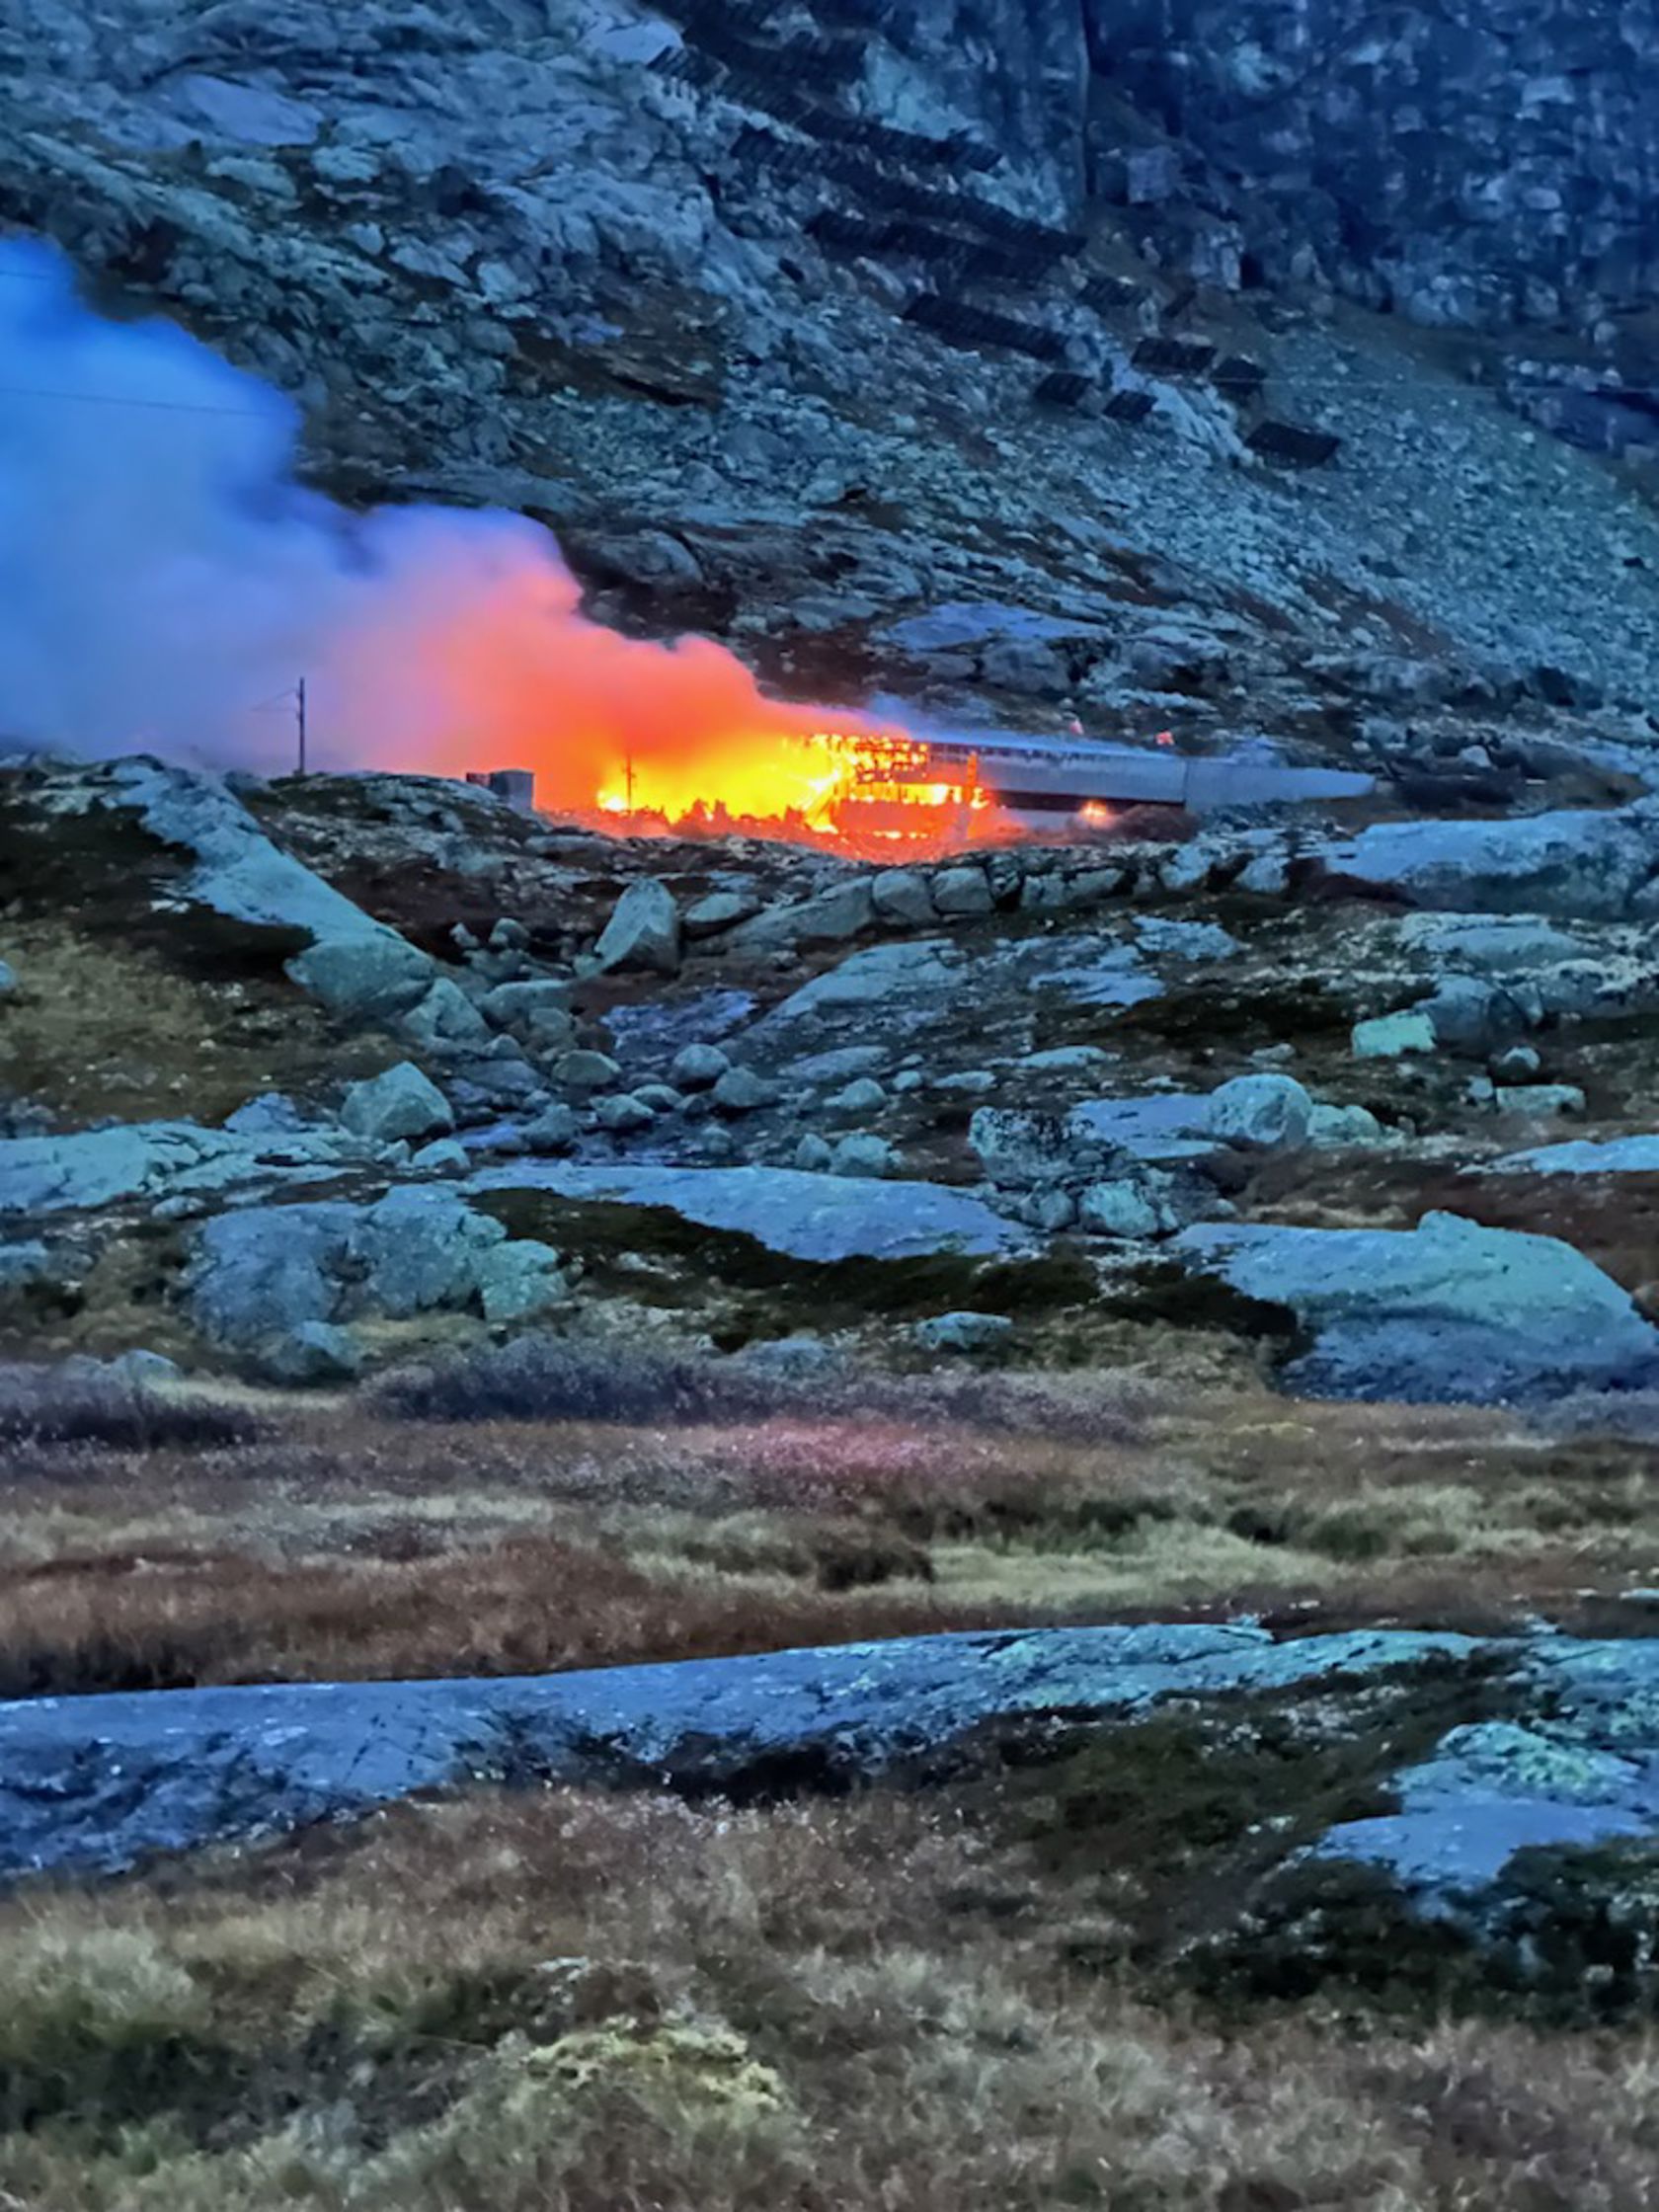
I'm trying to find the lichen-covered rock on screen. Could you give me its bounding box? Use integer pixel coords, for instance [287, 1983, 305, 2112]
[1320, 806, 1659, 920]
[467, 1160, 1023, 1262]
[474, 1237, 570, 1323]
[830, 1133, 898, 1179]
[1352, 1009, 1436, 1059]
[0, 1621, 1477, 1883]
[595, 878, 681, 976]
[187, 1201, 357, 1346]
[1174, 1211, 1659, 1404]
[1203, 1072, 1313, 1151]
[0, 1121, 365, 1218]
[340, 1062, 455, 1146]
[670, 1042, 731, 1090]
[913, 1310, 1014, 1354]
[479, 982, 576, 1049]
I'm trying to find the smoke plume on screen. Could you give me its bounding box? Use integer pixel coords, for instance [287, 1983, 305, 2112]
[0, 237, 891, 814]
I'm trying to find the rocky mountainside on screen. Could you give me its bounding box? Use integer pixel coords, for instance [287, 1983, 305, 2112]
[11, 4, 1659, 2129]
[3, 0, 1658, 769]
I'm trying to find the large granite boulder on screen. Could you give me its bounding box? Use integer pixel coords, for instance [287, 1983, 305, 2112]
[1173, 1210, 1659, 1404]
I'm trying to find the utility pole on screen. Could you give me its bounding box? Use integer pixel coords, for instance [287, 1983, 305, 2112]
[624, 750, 635, 813]
[295, 677, 308, 776]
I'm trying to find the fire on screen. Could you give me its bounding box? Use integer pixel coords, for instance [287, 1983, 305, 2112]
[312, 522, 1020, 853]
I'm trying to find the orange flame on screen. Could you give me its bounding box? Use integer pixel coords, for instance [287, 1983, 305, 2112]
[318, 529, 1021, 852]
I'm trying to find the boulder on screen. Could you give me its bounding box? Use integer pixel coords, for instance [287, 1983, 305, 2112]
[683, 891, 762, 938]
[354, 1187, 506, 1318]
[223, 1092, 316, 1136]
[340, 1063, 455, 1146]
[412, 1139, 471, 1172]
[0, 960, 15, 994]
[971, 1107, 1112, 1188]
[1494, 1084, 1586, 1120]
[593, 1092, 656, 1134]
[830, 1134, 899, 1179]
[401, 980, 491, 1054]
[913, 1311, 1013, 1354]
[480, 981, 577, 1048]
[1306, 1103, 1385, 1146]
[1352, 1010, 1436, 1059]
[187, 1203, 356, 1347]
[522, 1103, 581, 1154]
[1019, 866, 1128, 913]
[288, 930, 436, 1021]
[670, 1043, 731, 1089]
[1490, 1045, 1542, 1081]
[712, 1066, 781, 1115]
[1173, 1212, 1659, 1404]
[551, 1049, 621, 1093]
[474, 1239, 571, 1323]
[929, 865, 995, 917]
[1423, 977, 1529, 1053]
[1203, 1073, 1313, 1151]
[871, 869, 938, 926]
[1078, 1181, 1164, 1238]
[826, 1076, 887, 1119]
[723, 880, 877, 956]
[595, 879, 681, 976]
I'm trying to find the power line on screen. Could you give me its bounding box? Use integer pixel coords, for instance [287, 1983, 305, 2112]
[0, 379, 269, 418]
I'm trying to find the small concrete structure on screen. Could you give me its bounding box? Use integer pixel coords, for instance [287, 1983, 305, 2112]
[465, 767, 536, 812]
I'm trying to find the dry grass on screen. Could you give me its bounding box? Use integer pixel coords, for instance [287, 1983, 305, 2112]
[0, 922, 394, 1131]
[0, 1782, 1655, 2210]
[0, 1365, 263, 1453]
[0, 1373, 1656, 1697]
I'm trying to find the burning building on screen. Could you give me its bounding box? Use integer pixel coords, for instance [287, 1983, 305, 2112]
[0, 238, 1371, 853]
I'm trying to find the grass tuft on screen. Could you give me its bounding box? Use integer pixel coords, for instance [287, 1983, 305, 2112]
[0, 1365, 262, 1452]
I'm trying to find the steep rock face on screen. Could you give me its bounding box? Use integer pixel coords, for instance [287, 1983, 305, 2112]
[855, 0, 1091, 211]
[1086, 0, 1659, 336]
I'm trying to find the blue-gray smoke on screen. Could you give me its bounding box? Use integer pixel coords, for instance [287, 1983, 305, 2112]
[0, 237, 570, 771]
